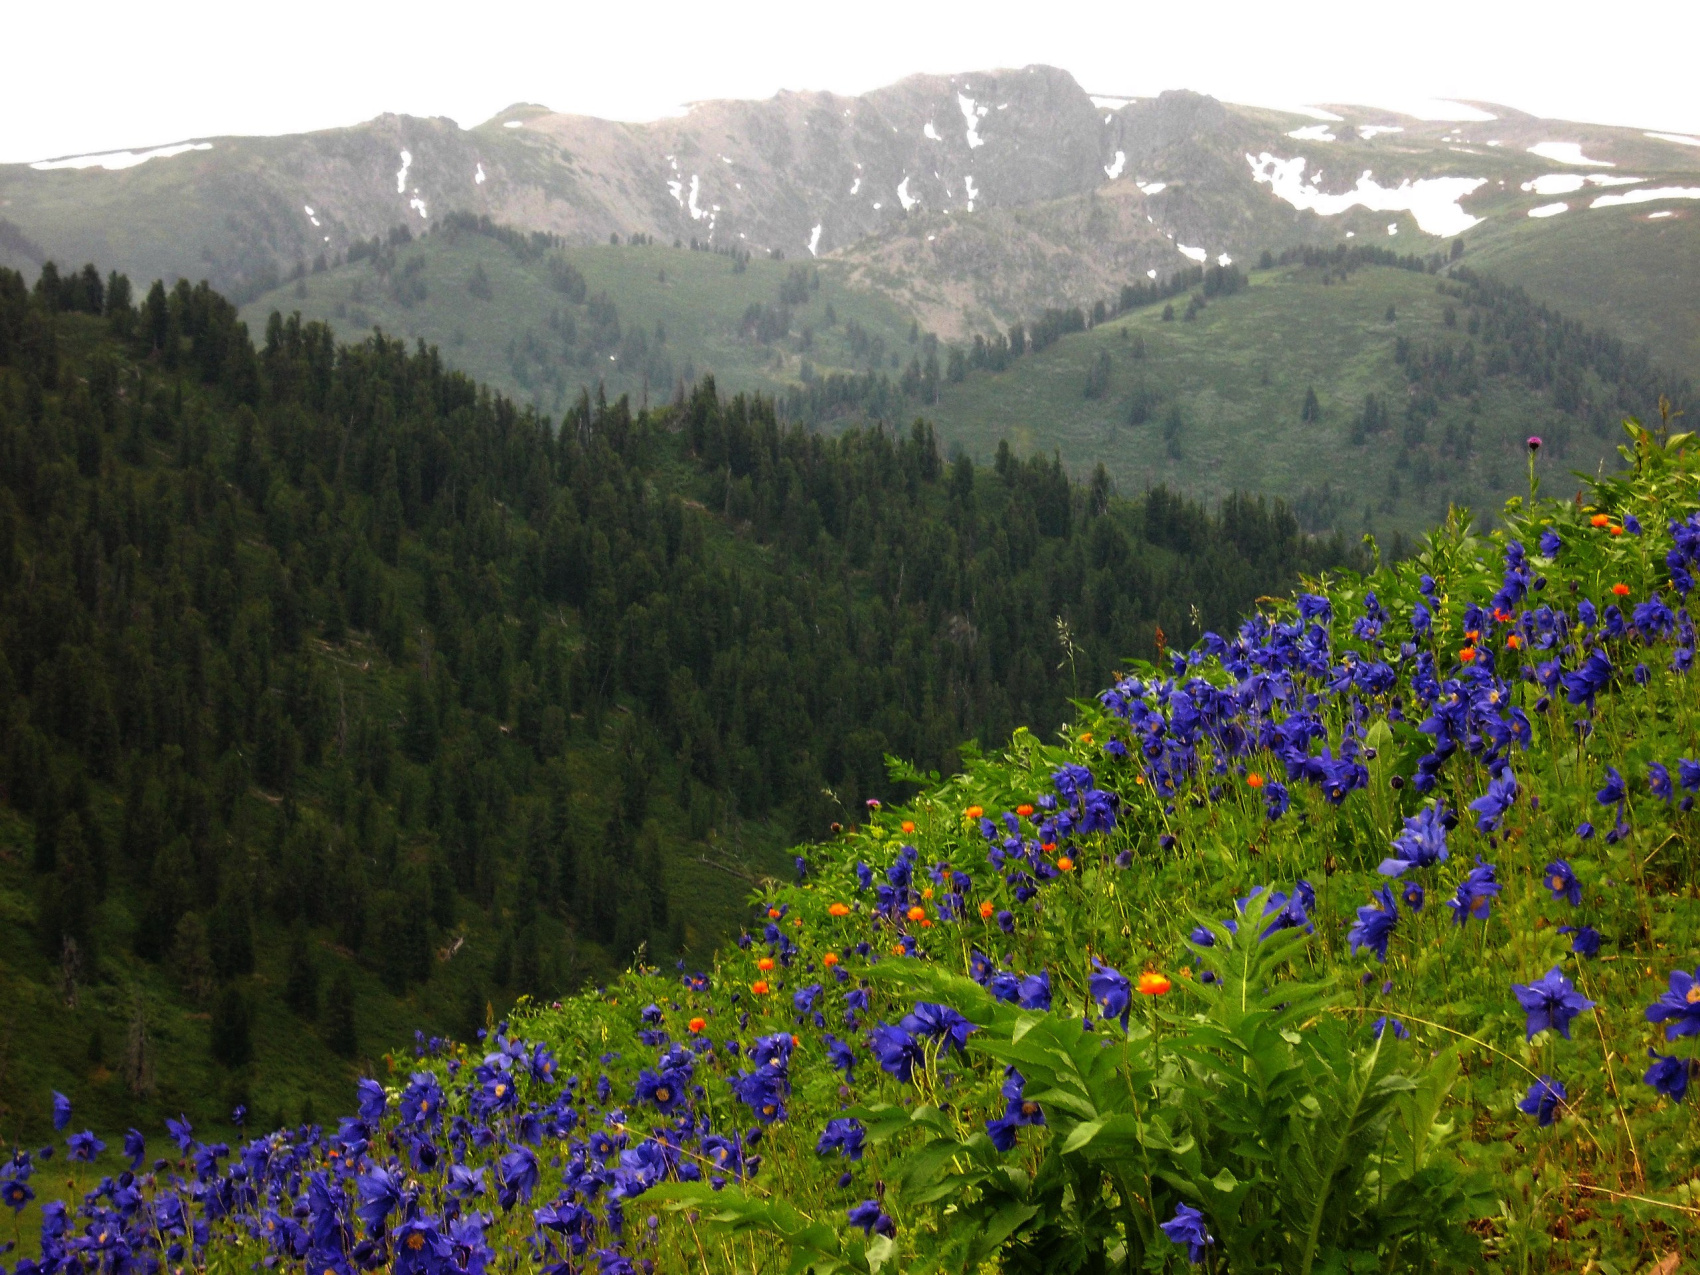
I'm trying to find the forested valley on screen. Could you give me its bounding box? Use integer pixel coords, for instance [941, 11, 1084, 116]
[0, 261, 1358, 1131]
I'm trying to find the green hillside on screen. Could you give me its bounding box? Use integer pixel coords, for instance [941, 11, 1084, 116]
[0, 262, 1358, 1144]
[12, 391, 1700, 1274]
[244, 226, 1690, 542]
[239, 218, 919, 413]
[1466, 200, 1700, 377]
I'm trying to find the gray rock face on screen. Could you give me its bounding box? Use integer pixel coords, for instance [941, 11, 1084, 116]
[0, 66, 1117, 302]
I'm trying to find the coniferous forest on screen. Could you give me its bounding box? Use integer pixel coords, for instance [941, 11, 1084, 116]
[0, 262, 1357, 1132]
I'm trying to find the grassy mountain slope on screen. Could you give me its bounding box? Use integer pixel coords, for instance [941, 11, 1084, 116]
[923, 255, 1668, 536]
[239, 225, 918, 413]
[1466, 200, 1700, 375]
[13, 394, 1700, 1274]
[1, 264, 1361, 1146]
[246, 234, 1691, 543]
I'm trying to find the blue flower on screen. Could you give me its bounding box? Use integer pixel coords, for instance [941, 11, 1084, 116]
[1649, 763, 1675, 804]
[900, 1002, 976, 1055]
[868, 1023, 925, 1083]
[1401, 881, 1425, 912]
[51, 1092, 71, 1132]
[1347, 887, 1399, 963]
[1511, 967, 1595, 1040]
[1159, 1202, 1214, 1264]
[1379, 802, 1449, 876]
[497, 1146, 539, 1209]
[1016, 971, 1053, 1012]
[1644, 1051, 1693, 1102]
[1518, 1076, 1566, 1126]
[1558, 925, 1601, 957]
[66, 1131, 105, 1162]
[815, 1118, 864, 1161]
[1543, 860, 1582, 906]
[356, 1078, 388, 1124]
[1, 1177, 34, 1212]
[123, 1129, 145, 1171]
[355, 1165, 403, 1232]
[1446, 858, 1500, 925]
[1575, 821, 1595, 840]
[1088, 959, 1132, 1031]
[633, 1068, 689, 1114]
[1646, 966, 1700, 1040]
[1372, 1016, 1409, 1040]
[847, 1199, 894, 1237]
[1680, 759, 1700, 793]
[1596, 766, 1626, 807]
[1469, 764, 1518, 833]
[392, 1219, 451, 1275]
[1539, 528, 1562, 557]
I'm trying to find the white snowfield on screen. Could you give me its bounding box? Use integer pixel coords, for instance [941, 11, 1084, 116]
[1246, 152, 1485, 237]
[1527, 142, 1613, 167]
[1528, 202, 1569, 219]
[1590, 186, 1700, 210]
[1104, 151, 1126, 179]
[1646, 132, 1700, 148]
[1287, 125, 1336, 142]
[31, 141, 212, 171]
[1521, 173, 1645, 195]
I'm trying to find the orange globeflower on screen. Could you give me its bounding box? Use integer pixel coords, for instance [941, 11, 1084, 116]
[922, 888, 934, 900]
[1016, 804, 1034, 818]
[757, 957, 775, 972]
[1041, 842, 1057, 854]
[687, 1016, 707, 1033]
[1079, 732, 1093, 744]
[901, 821, 916, 834]
[1612, 582, 1631, 596]
[891, 943, 906, 955]
[1609, 525, 1624, 537]
[1137, 972, 1172, 996]
[751, 980, 769, 995]
[1246, 773, 1265, 789]
[1056, 856, 1074, 872]
[906, 906, 927, 923]
[965, 805, 984, 820]
[768, 907, 782, 919]
[979, 900, 995, 919]
[823, 952, 839, 967]
[1506, 635, 1522, 650]
[1459, 646, 1477, 664]
[1590, 513, 1611, 528]
[828, 902, 851, 917]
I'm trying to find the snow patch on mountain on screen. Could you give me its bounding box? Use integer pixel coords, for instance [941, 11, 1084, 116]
[1105, 151, 1126, 179]
[1646, 132, 1700, 148]
[396, 150, 411, 194]
[958, 94, 988, 149]
[1528, 142, 1613, 167]
[1288, 125, 1336, 142]
[1528, 202, 1569, 219]
[1590, 186, 1700, 210]
[807, 224, 822, 256]
[897, 176, 917, 211]
[30, 141, 212, 171]
[1247, 152, 1486, 237]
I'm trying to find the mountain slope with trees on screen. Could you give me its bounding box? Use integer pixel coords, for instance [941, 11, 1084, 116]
[0, 260, 1355, 1139]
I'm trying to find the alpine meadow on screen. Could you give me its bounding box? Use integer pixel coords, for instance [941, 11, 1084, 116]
[3, 39, 1700, 1275]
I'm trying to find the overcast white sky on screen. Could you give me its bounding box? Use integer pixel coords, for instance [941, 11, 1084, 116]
[4, 0, 1697, 164]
